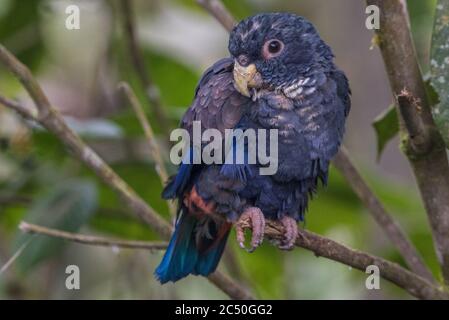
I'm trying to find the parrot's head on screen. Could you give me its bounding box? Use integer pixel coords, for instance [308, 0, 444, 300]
[228, 13, 334, 98]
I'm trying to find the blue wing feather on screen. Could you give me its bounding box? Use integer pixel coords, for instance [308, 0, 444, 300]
[162, 148, 194, 199]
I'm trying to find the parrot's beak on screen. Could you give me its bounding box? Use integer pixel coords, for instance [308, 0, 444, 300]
[233, 62, 262, 97]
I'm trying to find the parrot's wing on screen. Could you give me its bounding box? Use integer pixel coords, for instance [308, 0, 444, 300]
[285, 68, 351, 186]
[315, 69, 351, 178]
[162, 57, 250, 200]
[331, 68, 351, 117]
[181, 57, 250, 135]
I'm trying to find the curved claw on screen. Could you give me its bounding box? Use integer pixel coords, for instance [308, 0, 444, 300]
[278, 215, 298, 251]
[235, 207, 265, 252]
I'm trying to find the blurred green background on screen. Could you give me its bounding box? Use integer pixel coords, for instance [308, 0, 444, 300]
[0, 0, 441, 299]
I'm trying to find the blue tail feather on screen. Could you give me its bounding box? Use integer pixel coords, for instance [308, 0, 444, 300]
[194, 231, 229, 276]
[155, 212, 230, 284]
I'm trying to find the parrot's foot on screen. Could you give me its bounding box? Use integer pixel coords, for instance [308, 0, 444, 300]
[277, 216, 298, 251]
[236, 207, 266, 252]
[183, 186, 216, 215]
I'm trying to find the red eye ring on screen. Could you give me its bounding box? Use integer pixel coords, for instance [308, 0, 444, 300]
[262, 39, 284, 59]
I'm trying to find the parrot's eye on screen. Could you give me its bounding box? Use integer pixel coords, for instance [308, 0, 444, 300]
[262, 39, 284, 59]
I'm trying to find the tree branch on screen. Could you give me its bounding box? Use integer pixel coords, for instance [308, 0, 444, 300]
[19, 218, 449, 300]
[118, 0, 171, 135]
[197, 0, 236, 32]
[0, 44, 170, 237]
[397, 89, 427, 145]
[0, 43, 253, 300]
[19, 221, 168, 251]
[237, 218, 448, 300]
[367, 0, 449, 284]
[333, 147, 434, 282]
[0, 94, 37, 120]
[118, 81, 176, 217]
[0, 46, 173, 232]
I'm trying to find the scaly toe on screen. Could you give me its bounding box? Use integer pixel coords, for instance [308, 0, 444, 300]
[278, 216, 298, 251]
[248, 207, 265, 252]
[236, 207, 265, 252]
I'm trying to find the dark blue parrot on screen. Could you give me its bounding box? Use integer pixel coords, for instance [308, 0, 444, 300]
[155, 13, 350, 284]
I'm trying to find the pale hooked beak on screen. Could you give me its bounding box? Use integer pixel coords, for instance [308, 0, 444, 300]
[233, 61, 262, 97]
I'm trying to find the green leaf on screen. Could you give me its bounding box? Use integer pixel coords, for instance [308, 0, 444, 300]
[424, 76, 441, 106]
[430, 0, 449, 148]
[372, 105, 399, 160]
[13, 179, 97, 273]
[407, 0, 438, 72]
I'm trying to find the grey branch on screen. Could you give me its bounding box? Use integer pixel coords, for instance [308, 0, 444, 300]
[197, 0, 236, 32]
[0, 95, 37, 120]
[237, 218, 448, 300]
[19, 221, 168, 251]
[396, 89, 428, 147]
[367, 0, 449, 285]
[333, 147, 434, 282]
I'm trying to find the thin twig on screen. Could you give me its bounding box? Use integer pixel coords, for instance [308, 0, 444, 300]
[0, 43, 253, 300]
[396, 89, 428, 150]
[367, 0, 449, 284]
[0, 95, 37, 120]
[118, 82, 169, 182]
[118, 0, 171, 135]
[19, 221, 168, 251]
[21, 219, 447, 300]
[0, 237, 33, 276]
[197, 0, 236, 32]
[333, 147, 434, 282]
[118, 81, 177, 217]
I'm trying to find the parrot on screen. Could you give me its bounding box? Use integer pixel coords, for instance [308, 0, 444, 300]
[155, 13, 350, 284]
